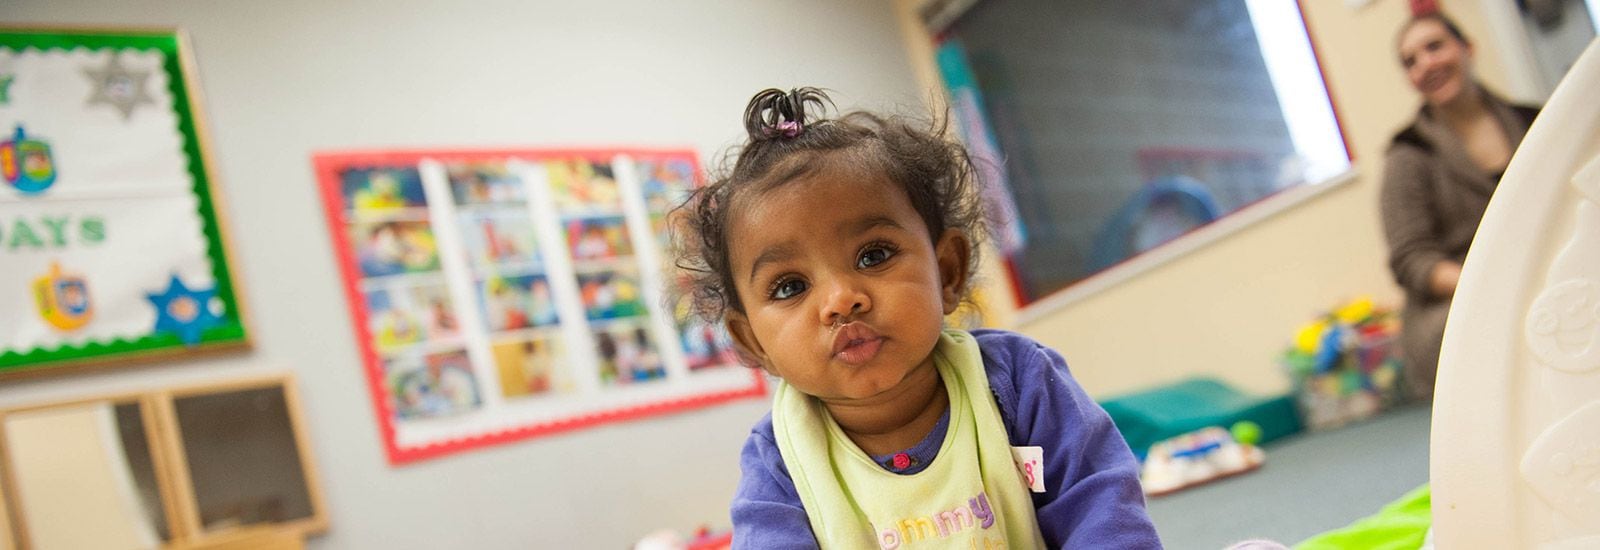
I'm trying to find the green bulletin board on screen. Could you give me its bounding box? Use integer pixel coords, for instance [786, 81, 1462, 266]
[0, 28, 248, 376]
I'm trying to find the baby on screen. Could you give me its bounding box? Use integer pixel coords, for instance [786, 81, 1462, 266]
[673, 88, 1161, 549]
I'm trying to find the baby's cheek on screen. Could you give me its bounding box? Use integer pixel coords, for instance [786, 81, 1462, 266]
[769, 320, 817, 358]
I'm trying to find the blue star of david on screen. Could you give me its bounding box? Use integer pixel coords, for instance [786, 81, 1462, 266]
[146, 274, 223, 346]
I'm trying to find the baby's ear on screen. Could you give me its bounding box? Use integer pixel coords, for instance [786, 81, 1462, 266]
[724, 311, 772, 371]
[935, 229, 972, 315]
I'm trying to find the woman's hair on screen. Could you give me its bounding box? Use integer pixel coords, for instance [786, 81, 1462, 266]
[671, 87, 988, 322]
[1398, 11, 1470, 49]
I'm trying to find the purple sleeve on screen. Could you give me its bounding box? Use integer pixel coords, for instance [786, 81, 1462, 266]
[729, 414, 818, 550]
[975, 330, 1163, 549]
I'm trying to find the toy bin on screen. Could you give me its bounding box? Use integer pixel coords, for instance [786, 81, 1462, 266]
[1282, 299, 1406, 430]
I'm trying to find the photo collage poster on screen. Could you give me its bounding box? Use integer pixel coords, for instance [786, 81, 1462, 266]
[315, 149, 762, 464]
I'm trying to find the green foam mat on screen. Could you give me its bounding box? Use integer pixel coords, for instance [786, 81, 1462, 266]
[1295, 484, 1431, 549]
[1099, 377, 1302, 458]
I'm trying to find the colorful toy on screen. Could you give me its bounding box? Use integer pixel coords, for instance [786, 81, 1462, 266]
[1230, 420, 1262, 446]
[1283, 296, 1404, 430]
[1139, 424, 1265, 496]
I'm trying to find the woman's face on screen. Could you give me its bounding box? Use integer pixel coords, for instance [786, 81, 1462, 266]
[1398, 19, 1474, 107]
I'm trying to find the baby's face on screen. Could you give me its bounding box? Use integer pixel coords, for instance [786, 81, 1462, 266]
[724, 167, 964, 404]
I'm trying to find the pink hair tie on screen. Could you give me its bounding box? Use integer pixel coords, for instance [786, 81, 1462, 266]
[777, 120, 800, 138]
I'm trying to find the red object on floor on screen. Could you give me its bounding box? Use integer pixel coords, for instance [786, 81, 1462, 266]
[688, 532, 733, 550]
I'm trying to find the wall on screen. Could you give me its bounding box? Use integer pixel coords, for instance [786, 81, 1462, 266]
[0, 1, 921, 548]
[896, 0, 1523, 397]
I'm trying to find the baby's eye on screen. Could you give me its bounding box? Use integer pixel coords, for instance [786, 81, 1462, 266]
[770, 278, 808, 300]
[857, 245, 896, 269]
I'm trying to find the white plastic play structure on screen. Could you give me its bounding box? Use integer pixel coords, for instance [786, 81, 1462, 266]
[1432, 41, 1600, 549]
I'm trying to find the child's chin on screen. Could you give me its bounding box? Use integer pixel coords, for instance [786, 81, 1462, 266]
[839, 367, 916, 398]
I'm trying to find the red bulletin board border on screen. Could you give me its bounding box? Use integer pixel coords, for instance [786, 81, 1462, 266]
[313, 148, 766, 465]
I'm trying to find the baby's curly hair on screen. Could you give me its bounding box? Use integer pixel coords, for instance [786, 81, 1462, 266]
[670, 87, 990, 323]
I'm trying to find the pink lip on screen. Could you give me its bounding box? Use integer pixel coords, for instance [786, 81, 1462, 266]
[831, 322, 885, 365]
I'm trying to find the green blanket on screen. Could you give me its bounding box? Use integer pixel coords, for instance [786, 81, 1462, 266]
[1295, 484, 1431, 550]
[1100, 377, 1301, 458]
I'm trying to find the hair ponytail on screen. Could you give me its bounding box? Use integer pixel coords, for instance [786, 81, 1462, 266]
[743, 87, 832, 141]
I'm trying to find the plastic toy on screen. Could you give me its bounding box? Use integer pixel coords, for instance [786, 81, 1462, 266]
[1282, 296, 1403, 430]
[1089, 175, 1220, 271]
[1139, 423, 1265, 496]
[1431, 42, 1600, 548]
[1230, 420, 1262, 446]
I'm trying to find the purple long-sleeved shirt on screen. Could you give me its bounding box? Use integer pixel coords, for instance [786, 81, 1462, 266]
[731, 329, 1162, 549]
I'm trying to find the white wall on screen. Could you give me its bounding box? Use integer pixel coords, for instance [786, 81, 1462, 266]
[1, 1, 921, 548]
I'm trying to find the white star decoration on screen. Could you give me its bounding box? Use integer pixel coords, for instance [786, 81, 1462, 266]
[82, 52, 155, 120]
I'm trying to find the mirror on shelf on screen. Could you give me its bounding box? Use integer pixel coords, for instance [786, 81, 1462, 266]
[170, 385, 319, 536]
[2, 398, 173, 549]
[0, 374, 326, 550]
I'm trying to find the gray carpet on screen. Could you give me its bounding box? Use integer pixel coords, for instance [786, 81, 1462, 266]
[1145, 404, 1433, 550]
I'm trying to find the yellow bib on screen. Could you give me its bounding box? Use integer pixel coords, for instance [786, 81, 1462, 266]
[771, 330, 1045, 549]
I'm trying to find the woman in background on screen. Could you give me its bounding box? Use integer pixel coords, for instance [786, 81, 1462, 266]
[1382, 12, 1540, 400]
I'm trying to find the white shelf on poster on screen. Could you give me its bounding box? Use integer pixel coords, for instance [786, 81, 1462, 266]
[358, 271, 448, 291]
[585, 315, 652, 331]
[373, 337, 467, 359]
[570, 257, 636, 274]
[485, 325, 564, 345]
[469, 261, 546, 279]
[344, 207, 432, 224]
[454, 202, 530, 216]
[557, 207, 627, 221]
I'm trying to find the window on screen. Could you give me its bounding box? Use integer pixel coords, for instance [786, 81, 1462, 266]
[931, 0, 1351, 308]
